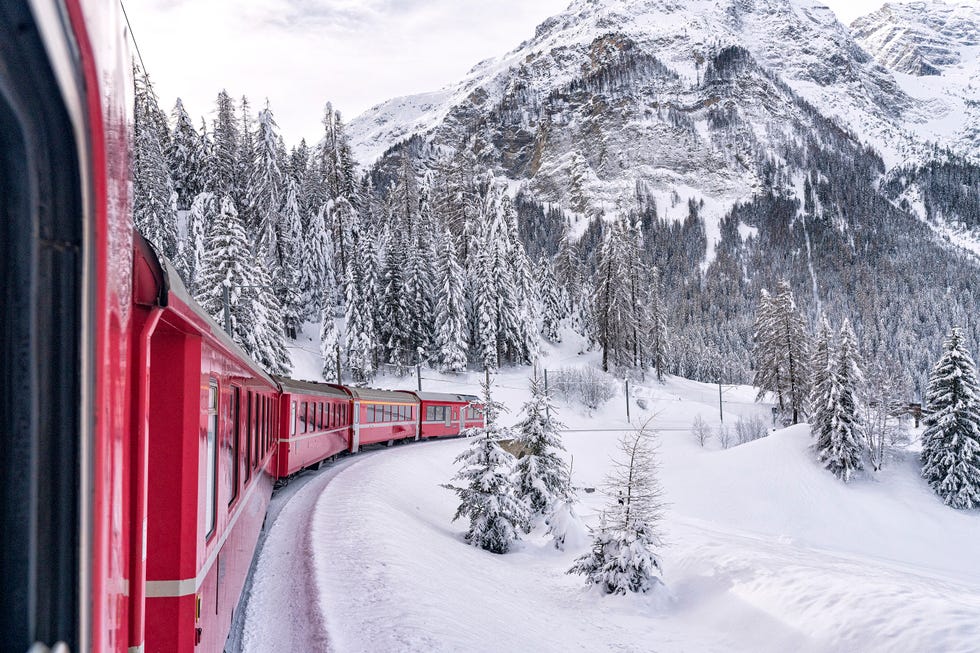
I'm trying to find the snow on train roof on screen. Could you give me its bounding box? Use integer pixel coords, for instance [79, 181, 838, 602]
[344, 386, 419, 403]
[412, 391, 480, 403]
[272, 376, 351, 399]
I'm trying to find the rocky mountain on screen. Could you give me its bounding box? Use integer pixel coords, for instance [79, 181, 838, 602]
[851, 1, 980, 156]
[348, 0, 980, 393]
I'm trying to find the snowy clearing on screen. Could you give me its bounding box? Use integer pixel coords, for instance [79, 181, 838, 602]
[242, 348, 980, 652]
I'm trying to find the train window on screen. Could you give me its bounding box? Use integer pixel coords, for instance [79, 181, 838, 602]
[290, 400, 297, 436]
[228, 387, 240, 507]
[367, 404, 375, 423]
[299, 402, 307, 433]
[244, 392, 252, 483]
[206, 380, 218, 540]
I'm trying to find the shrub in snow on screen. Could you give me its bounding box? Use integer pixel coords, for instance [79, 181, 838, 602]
[734, 414, 768, 444]
[512, 376, 571, 520]
[550, 367, 616, 410]
[860, 359, 908, 472]
[691, 415, 711, 447]
[569, 421, 665, 594]
[717, 424, 732, 449]
[443, 376, 529, 554]
[546, 494, 587, 551]
[814, 320, 864, 482]
[920, 328, 980, 509]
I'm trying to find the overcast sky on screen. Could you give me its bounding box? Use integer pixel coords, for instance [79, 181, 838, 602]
[127, 0, 888, 144]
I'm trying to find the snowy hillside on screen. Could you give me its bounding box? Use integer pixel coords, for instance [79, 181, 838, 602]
[241, 353, 980, 652]
[852, 1, 980, 155]
[349, 0, 980, 171]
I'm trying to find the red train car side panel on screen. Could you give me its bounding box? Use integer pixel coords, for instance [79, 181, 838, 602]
[276, 378, 352, 477]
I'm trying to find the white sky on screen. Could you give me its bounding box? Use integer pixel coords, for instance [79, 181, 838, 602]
[127, 0, 888, 145]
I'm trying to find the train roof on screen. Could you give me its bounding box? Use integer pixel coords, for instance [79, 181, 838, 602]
[273, 376, 350, 399]
[341, 386, 419, 403]
[138, 234, 277, 388]
[411, 391, 480, 403]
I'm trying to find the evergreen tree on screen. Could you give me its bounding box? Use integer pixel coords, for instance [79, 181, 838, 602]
[920, 328, 980, 509]
[594, 219, 637, 372]
[753, 282, 810, 423]
[538, 258, 564, 343]
[434, 230, 469, 373]
[301, 206, 336, 322]
[443, 377, 528, 554]
[244, 256, 292, 375]
[648, 265, 669, 382]
[320, 306, 341, 383]
[133, 68, 178, 260]
[379, 226, 413, 371]
[196, 195, 251, 338]
[569, 421, 665, 594]
[210, 91, 239, 200]
[809, 315, 834, 422]
[167, 98, 202, 211]
[512, 376, 570, 518]
[814, 320, 864, 482]
[174, 191, 214, 293]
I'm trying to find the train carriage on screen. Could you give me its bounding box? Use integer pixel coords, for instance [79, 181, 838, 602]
[135, 238, 279, 653]
[412, 391, 483, 438]
[276, 377, 351, 477]
[339, 387, 420, 451]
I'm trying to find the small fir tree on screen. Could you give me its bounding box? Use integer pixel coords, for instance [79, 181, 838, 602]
[814, 320, 864, 482]
[512, 376, 570, 519]
[443, 377, 528, 554]
[569, 421, 665, 594]
[920, 328, 980, 509]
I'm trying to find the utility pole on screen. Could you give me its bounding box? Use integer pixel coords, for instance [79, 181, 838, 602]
[719, 380, 724, 424]
[223, 285, 232, 335]
[626, 379, 631, 423]
[416, 363, 422, 391]
[335, 348, 342, 385]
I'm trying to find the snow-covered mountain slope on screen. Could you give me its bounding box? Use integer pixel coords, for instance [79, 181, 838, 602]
[350, 0, 975, 178]
[241, 353, 980, 652]
[851, 1, 980, 155]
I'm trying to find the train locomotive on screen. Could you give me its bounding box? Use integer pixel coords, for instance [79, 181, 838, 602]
[0, 2, 483, 652]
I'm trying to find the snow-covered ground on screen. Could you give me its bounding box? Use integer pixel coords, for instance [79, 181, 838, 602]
[242, 339, 980, 652]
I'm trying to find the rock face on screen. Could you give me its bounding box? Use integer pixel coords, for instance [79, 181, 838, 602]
[851, 1, 979, 76]
[349, 0, 979, 246]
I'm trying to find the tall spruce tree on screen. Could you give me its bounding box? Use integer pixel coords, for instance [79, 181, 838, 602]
[167, 98, 202, 211]
[512, 375, 570, 518]
[753, 282, 810, 423]
[133, 68, 178, 260]
[434, 230, 469, 373]
[443, 377, 528, 554]
[196, 195, 251, 338]
[920, 328, 980, 509]
[210, 91, 239, 200]
[174, 191, 214, 293]
[814, 320, 864, 482]
[648, 265, 669, 382]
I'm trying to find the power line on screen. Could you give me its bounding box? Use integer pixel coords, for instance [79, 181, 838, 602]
[119, 0, 148, 74]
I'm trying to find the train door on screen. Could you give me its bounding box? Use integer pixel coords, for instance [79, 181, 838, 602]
[0, 3, 87, 650]
[352, 400, 361, 453]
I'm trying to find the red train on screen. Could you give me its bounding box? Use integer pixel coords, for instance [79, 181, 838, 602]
[0, 3, 483, 652]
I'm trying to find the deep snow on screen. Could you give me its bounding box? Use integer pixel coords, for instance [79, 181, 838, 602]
[242, 340, 980, 652]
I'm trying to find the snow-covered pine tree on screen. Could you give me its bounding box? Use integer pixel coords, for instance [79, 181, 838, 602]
[251, 102, 286, 253]
[648, 265, 669, 382]
[210, 91, 239, 201]
[167, 99, 202, 211]
[434, 230, 469, 373]
[809, 314, 834, 423]
[815, 320, 864, 482]
[569, 420, 665, 594]
[243, 256, 292, 375]
[774, 281, 810, 424]
[379, 224, 413, 371]
[320, 305, 341, 383]
[920, 328, 980, 509]
[301, 205, 336, 323]
[276, 179, 307, 337]
[196, 195, 251, 337]
[512, 375, 570, 519]
[174, 191, 214, 293]
[342, 224, 376, 384]
[538, 257, 564, 343]
[236, 96, 258, 228]
[753, 282, 810, 423]
[443, 376, 528, 553]
[594, 218, 637, 372]
[133, 68, 178, 260]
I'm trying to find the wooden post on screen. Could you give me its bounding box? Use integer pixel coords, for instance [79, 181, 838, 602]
[416, 363, 422, 391]
[719, 381, 723, 424]
[335, 347, 342, 385]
